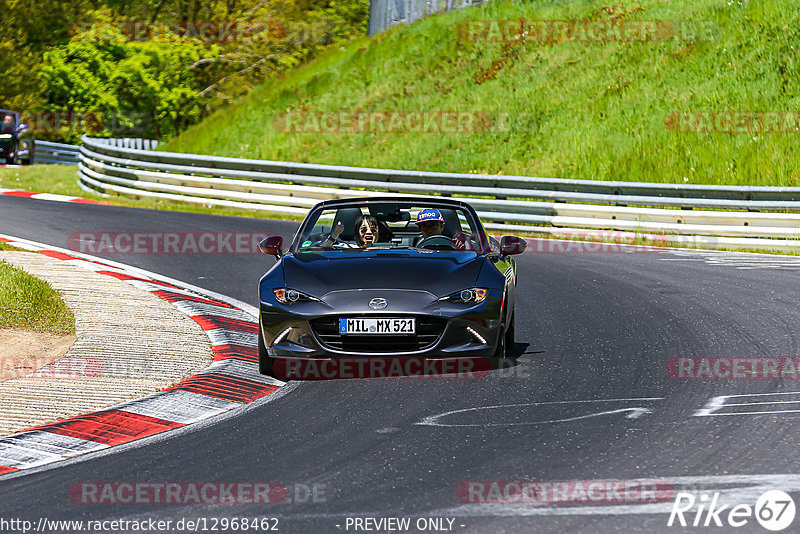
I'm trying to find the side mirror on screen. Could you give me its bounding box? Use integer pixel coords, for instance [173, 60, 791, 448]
[16, 123, 29, 135]
[259, 235, 284, 258]
[500, 236, 526, 256]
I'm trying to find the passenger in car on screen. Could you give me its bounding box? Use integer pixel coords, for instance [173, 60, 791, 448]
[353, 215, 379, 247]
[354, 214, 395, 248]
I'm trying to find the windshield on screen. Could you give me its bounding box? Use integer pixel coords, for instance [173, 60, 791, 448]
[293, 202, 485, 254]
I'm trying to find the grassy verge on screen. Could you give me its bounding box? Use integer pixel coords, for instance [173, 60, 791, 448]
[0, 260, 76, 334]
[0, 242, 26, 252]
[164, 0, 800, 187]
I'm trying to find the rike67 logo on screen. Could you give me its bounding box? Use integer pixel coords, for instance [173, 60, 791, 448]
[668, 490, 796, 531]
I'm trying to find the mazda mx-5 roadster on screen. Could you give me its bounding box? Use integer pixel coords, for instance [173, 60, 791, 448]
[257, 197, 526, 378]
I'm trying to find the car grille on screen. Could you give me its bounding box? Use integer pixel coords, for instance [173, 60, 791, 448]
[309, 316, 446, 353]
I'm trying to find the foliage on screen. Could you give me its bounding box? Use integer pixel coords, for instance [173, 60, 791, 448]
[0, 0, 369, 141]
[165, 0, 800, 187]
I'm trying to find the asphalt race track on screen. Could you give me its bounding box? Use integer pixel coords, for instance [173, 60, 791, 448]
[3, 195, 800, 533]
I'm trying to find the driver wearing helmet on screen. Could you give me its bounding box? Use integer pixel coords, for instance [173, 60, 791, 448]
[0, 115, 14, 134]
[415, 208, 455, 250]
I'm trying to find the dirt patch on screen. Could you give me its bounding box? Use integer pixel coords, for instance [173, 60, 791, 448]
[0, 328, 76, 381]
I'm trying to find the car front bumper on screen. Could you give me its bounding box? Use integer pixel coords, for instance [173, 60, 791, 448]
[260, 299, 501, 379]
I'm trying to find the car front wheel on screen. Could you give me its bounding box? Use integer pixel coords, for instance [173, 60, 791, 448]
[505, 313, 515, 358]
[258, 328, 273, 376]
[493, 322, 507, 360]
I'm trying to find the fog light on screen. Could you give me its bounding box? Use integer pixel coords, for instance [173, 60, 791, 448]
[466, 326, 487, 345]
[272, 327, 292, 346]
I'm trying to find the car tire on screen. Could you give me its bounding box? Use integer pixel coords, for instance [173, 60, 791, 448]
[505, 313, 515, 358]
[493, 321, 507, 361]
[258, 328, 273, 376]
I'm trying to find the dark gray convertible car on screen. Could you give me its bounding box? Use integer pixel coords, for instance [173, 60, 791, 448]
[0, 110, 34, 165]
[258, 197, 526, 379]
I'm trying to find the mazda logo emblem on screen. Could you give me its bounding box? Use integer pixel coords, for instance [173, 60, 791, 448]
[369, 298, 388, 310]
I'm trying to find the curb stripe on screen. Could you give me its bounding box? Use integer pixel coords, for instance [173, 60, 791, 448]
[118, 391, 239, 424]
[64, 259, 126, 273]
[203, 360, 284, 387]
[212, 344, 258, 362]
[166, 374, 278, 403]
[0, 234, 283, 477]
[206, 329, 258, 348]
[39, 250, 78, 261]
[0, 433, 107, 470]
[4, 431, 109, 456]
[0, 447, 62, 469]
[175, 301, 255, 322]
[70, 197, 108, 205]
[191, 316, 259, 334]
[0, 189, 109, 204]
[31, 410, 183, 446]
[122, 279, 199, 294]
[152, 290, 235, 308]
[96, 271, 184, 290]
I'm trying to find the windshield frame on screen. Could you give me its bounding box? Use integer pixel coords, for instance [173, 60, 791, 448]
[289, 198, 490, 254]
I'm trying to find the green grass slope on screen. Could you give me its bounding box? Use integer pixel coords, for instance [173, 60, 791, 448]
[165, 0, 800, 186]
[0, 260, 75, 334]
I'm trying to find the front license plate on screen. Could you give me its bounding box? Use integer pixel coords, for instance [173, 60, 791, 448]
[339, 318, 415, 335]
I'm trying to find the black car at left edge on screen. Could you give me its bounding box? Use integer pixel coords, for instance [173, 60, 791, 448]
[0, 110, 35, 165]
[257, 197, 527, 379]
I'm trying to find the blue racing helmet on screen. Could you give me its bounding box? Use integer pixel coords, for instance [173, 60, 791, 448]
[415, 208, 444, 225]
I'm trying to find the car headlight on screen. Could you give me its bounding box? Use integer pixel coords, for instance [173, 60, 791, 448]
[273, 288, 319, 303]
[439, 288, 488, 303]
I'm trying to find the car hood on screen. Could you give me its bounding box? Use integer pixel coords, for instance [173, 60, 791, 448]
[283, 249, 484, 298]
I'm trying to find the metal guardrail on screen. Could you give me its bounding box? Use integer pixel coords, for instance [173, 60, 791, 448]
[368, 0, 487, 36]
[35, 140, 81, 166]
[71, 135, 800, 249]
